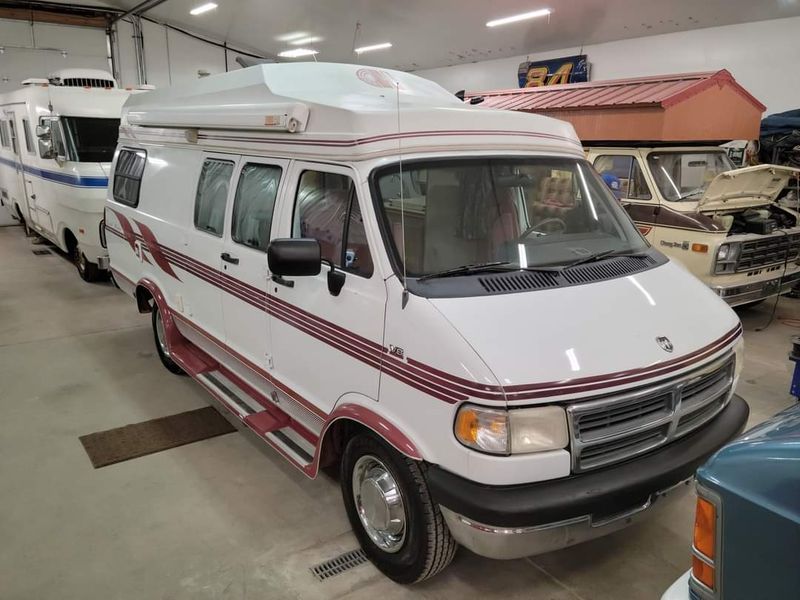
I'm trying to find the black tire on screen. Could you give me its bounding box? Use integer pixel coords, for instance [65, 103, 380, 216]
[71, 243, 102, 283]
[151, 304, 185, 375]
[341, 432, 456, 583]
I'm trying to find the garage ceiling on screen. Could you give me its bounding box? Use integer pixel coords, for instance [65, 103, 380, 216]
[68, 0, 800, 70]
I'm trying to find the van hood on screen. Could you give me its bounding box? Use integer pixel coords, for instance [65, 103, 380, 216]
[428, 261, 740, 404]
[697, 164, 800, 211]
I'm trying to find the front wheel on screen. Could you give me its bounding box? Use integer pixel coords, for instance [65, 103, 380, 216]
[152, 304, 185, 375]
[341, 432, 456, 583]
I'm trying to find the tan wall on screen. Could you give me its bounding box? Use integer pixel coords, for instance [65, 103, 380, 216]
[526, 84, 762, 142]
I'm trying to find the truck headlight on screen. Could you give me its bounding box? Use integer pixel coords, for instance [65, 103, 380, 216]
[715, 243, 741, 274]
[454, 404, 568, 455]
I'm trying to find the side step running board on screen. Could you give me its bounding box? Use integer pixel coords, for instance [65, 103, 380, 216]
[197, 369, 315, 467]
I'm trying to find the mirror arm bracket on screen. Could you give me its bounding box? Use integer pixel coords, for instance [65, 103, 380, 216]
[271, 274, 295, 288]
[322, 259, 346, 297]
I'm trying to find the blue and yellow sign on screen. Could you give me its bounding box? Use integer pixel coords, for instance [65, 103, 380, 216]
[518, 55, 589, 88]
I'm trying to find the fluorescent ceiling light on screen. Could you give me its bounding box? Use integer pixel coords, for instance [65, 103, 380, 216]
[190, 2, 217, 16]
[486, 8, 551, 27]
[290, 36, 321, 45]
[277, 31, 308, 42]
[354, 42, 392, 54]
[278, 48, 318, 58]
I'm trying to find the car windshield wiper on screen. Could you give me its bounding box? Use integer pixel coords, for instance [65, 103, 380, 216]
[417, 261, 514, 281]
[526, 250, 644, 272]
[678, 187, 706, 200]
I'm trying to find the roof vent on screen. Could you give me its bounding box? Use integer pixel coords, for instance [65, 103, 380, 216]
[48, 69, 117, 89]
[478, 255, 658, 294]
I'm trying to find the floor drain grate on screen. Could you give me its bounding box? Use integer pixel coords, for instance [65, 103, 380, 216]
[310, 548, 368, 581]
[32, 249, 52, 255]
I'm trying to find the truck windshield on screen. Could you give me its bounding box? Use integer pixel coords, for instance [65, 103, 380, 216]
[60, 116, 120, 162]
[374, 157, 648, 278]
[647, 151, 735, 201]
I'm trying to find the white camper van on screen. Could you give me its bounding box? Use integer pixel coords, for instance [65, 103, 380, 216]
[106, 64, 749, 583]
[0, 69, 134, 281]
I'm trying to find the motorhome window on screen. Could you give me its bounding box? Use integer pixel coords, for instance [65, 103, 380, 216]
[112, 149, 146, 207]
[47, 120, 68, 159]
[195, 159, 234, 237]
[22, 119, 34, 154]
[374, 157, 647, 277]
[646, 151, 735, 201]
[293, 170, 374, 277]
[60, 117, 120, 162]
[231, 163, 282, 252]
[593, 155, 652, 200]
[0, 121, 8, 147]
[7, 120, 18, 154]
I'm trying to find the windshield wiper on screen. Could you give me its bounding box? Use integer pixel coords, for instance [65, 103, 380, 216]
[678, 188, 705, 200]
[527, 250, 644, 272]
[417, 261, 514, 281]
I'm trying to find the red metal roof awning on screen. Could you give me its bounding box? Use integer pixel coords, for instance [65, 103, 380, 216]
[467, 70, 766, 143]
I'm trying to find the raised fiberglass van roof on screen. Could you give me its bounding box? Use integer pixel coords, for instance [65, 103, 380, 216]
[120, 63, 584, 161]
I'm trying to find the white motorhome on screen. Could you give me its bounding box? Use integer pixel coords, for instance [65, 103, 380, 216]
[106, 64, 749, 583]
[0, 68, 134, 281]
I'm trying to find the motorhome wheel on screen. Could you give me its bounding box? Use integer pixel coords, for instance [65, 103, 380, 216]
[72, 246, 101, 283]
[341, 432, 456, 583]
[151, 305, 185, 375]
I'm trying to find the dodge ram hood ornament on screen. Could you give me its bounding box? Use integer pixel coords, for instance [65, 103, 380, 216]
[656, 336, 674, 353]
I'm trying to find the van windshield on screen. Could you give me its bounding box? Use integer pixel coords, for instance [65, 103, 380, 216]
[61, 116, 120, 162]
[646, 151, 735, 201]
[374, 157, 648, 278]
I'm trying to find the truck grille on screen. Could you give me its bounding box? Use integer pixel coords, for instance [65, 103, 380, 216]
[736, 233, 800, 272]
[567, 354, 735, 472]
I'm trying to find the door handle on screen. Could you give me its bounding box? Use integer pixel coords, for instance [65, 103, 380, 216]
[271, 274, 294, 288]
[220, 252, 239, 265]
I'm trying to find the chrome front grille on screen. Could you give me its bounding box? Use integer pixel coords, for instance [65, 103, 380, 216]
[567, 354, 735, 472]
[736, 233, 800, 272]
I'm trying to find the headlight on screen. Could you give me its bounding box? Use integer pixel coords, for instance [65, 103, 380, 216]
[715, 243, 741, 274]
[454, 404, 568, 455]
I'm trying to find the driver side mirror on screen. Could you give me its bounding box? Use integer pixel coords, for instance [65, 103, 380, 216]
[268, 238, 321, 281]
[36, 124, 55, 160]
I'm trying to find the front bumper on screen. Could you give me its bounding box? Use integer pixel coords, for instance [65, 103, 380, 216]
[429, 395, 749, 560]
[713, 270, 800, 306]
[661, 571, 691, 600]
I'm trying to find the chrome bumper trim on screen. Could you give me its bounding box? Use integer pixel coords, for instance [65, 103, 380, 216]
[714, 271, 800, 306]
[440, 477, 693, 560]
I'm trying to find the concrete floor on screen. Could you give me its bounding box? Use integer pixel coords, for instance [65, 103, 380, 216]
[0, 224, 796, 600]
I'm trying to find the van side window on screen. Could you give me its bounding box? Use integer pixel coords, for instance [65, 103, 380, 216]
[593, 155, 652, 200]
[194, 158, 234, 237]
[8, 120, 18, 154]
[112, 149, 147, 207]
[293, 170, 374, 277]
[42, 119, 68, 159]
[22, 119, 34, 154]
[0, 121, 8, 147]
[231, 163, 281, 252]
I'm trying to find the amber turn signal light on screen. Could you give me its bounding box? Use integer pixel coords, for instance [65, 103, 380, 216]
[691, 243, 709, 253]
[694, 496, 716, 559]
[692, 555, 715, 589]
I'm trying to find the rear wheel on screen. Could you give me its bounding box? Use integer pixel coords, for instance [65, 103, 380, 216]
[341, 432, 456, 583]
[152, 304, 185, 375]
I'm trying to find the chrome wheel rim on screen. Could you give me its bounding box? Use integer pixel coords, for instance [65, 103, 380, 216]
[154, 309, 170, 358]
[352, 455, 406, 553]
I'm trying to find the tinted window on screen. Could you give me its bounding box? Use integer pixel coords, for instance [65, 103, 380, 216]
[61, 117, 120, 162]
[7, 120, 18, 154]
[22, 119, 34, 153]
[0, 121, 8, 147]
[112, 149, 147, 207]
[231, 163, 281, 252]
[195, 159, 234, 237]
[293, 170, 373, 277]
